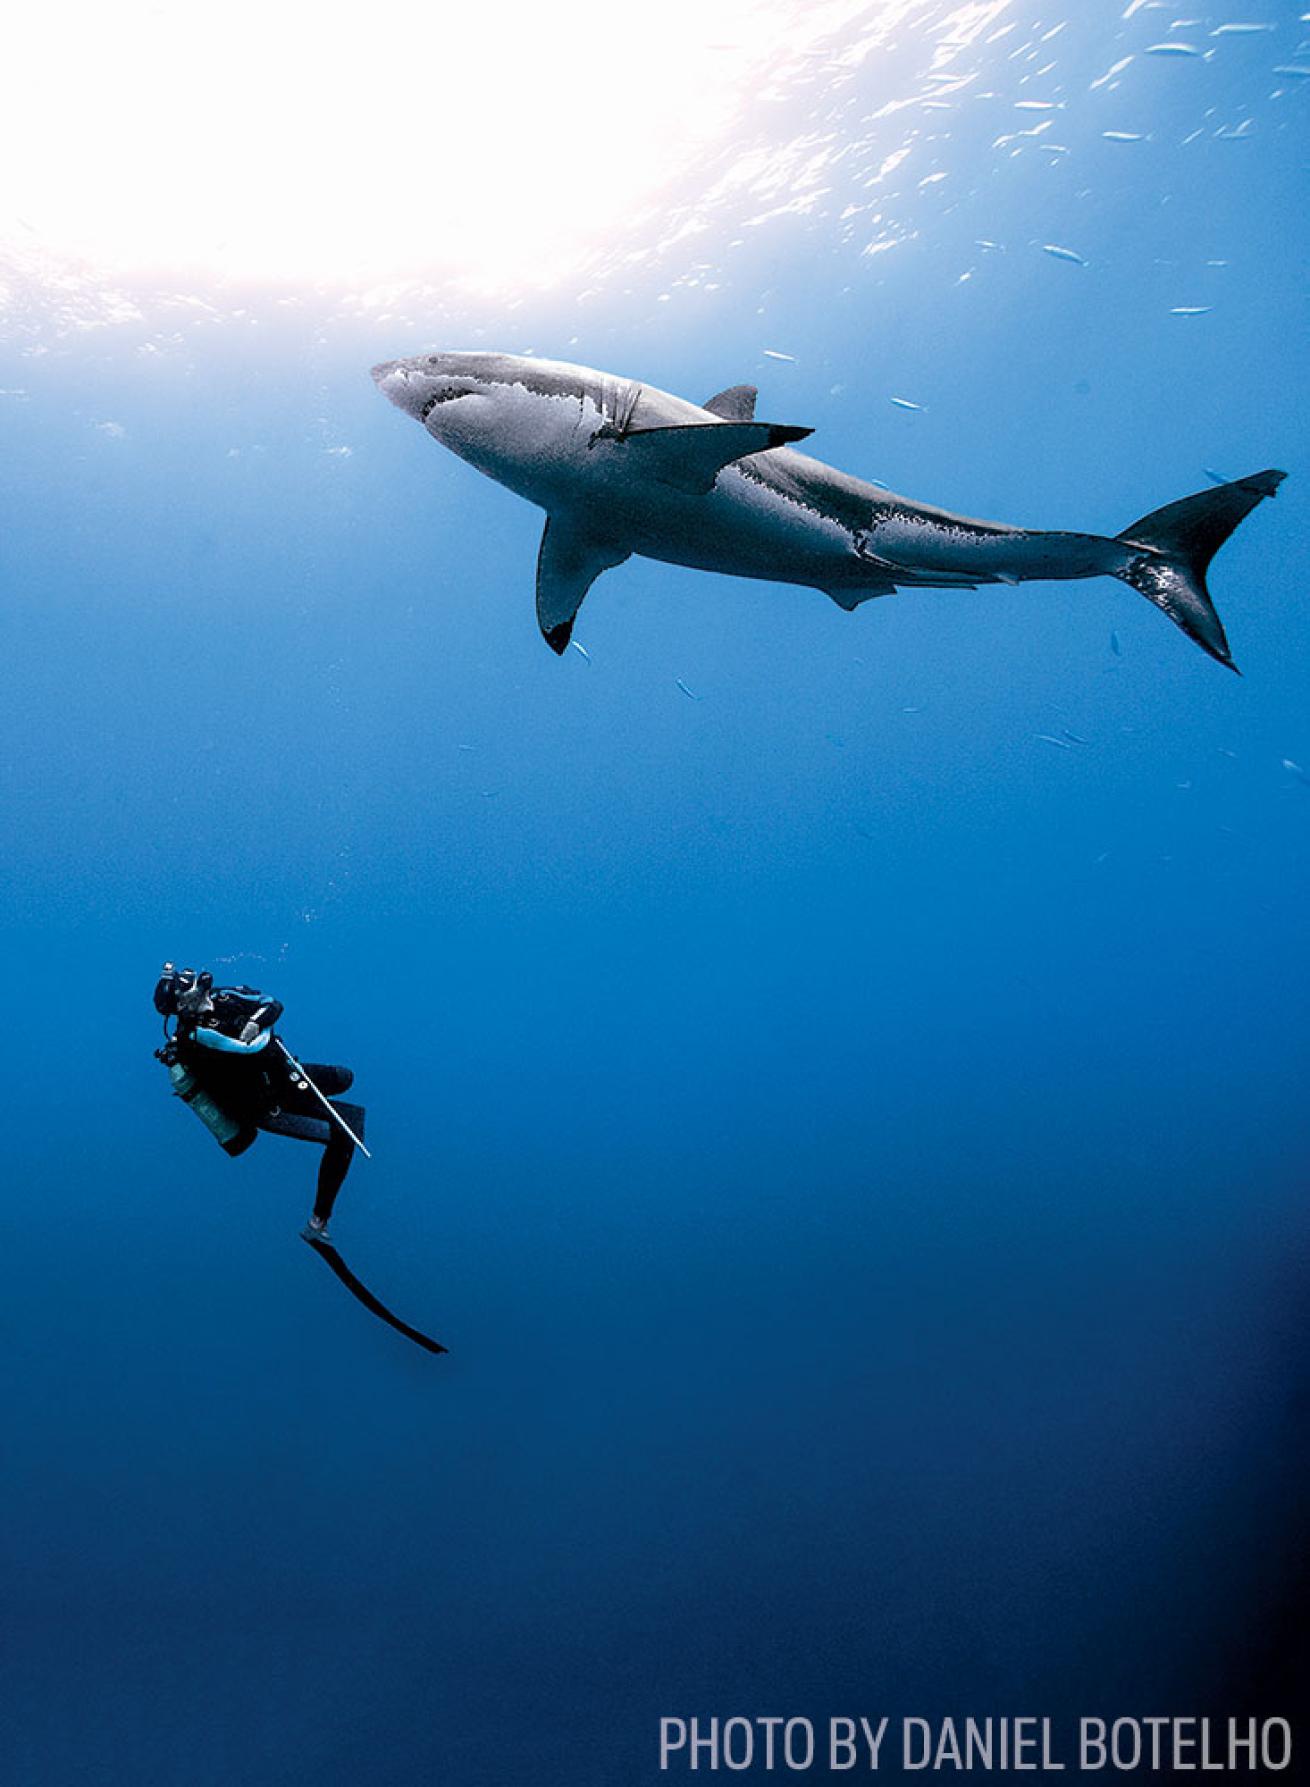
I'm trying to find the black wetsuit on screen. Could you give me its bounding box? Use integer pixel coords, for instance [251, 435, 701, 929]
[175, 1030, 365, 1224]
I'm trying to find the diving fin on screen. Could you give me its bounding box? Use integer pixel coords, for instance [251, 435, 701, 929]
[703, 384, 758, 421]
[536, 515, 630, 654]
[303, 1233, 448, 1355]
[619, 420, 813, 495]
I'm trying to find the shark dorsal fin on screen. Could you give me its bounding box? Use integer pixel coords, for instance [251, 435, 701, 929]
[535, 515, 630, 653]
[703, 384, 758, 421]
[620, 421, 812, 495]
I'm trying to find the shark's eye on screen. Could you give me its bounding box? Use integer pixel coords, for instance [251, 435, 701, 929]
[420, 389, 471, 423]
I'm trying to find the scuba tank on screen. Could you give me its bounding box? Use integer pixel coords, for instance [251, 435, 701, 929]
[160, 1043, 250, 1155]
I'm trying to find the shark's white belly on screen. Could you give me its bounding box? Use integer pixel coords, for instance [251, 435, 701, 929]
[450, 389, 855, 590]
[619, 460, 854, 585]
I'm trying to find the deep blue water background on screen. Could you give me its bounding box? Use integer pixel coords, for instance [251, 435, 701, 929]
[2, 6, 1308, 1782]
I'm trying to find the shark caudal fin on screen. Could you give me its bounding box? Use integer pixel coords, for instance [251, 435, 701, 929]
[1113, 468, 1285, 670]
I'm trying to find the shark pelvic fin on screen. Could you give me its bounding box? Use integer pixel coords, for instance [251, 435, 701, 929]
[821, 579, 897, 612]
[536, 515, 631, 653]
[620, 421, 813, 495]
[703, 384, 758, 421]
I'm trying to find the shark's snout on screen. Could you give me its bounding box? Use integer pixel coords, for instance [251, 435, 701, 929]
[372, 356, 445, 423]
[371, 359, 417, 411]
[372, 352, 480, 425]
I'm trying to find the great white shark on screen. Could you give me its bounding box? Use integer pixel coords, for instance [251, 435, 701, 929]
[372, 351, 1284, 670]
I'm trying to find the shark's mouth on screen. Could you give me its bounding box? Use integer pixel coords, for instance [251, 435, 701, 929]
[420, 389, 473, 424]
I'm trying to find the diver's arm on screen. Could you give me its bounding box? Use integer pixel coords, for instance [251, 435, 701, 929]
[188, 1024, 273, 1055]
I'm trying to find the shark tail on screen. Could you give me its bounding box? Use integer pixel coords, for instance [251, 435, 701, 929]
[1113, 468, 1285, 670]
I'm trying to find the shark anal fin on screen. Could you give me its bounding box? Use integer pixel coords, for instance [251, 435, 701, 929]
[703, 384, 758, 421]
[536, 514, 630, 653]
[620, 421, 813, 495]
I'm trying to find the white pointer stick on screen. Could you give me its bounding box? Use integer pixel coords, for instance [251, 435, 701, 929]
[273, 1037, 372, 1159]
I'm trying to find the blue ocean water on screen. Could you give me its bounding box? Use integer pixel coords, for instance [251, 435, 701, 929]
[1, 5, 1307, 1782]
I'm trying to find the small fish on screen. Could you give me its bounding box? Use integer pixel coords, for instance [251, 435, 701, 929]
[1145, 40, 1206, 54]
[902, 705, 924, 713]
[890, 396, 924, 411]
[1042, 243, 1088, 265]
[1217, 747, 1237, 758]
[1170, 304, 1213, 315]
[1110, 630, 1123, 656]
[1203, 467, 1232, 485]
[570, 639, 592, 663]
[1102, 129, 1146, 140]
[1090, 55, 1135, 91]
[975, 238, 1004, 250]
[676, 678, 701, 700]
[1015, 99, 1060, 109]
[1272, 64, 1310, 76]
[1063, 730, 1089, 745]
[1282, 757, 1310, 784]
[1035, 733, 1073, 749]
[1211, 22, 1275, 33]
[763, 348, 797, 362]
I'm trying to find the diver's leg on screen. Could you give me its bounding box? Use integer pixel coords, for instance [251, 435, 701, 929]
[306, 1101, 365, 1236]
[301, 1063, 354, 1097]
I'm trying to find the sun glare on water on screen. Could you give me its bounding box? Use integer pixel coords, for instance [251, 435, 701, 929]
[0, 0, 899, 293]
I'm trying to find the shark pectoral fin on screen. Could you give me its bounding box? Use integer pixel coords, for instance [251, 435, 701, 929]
[536, 515, 630, 654]
[703, 384, 758, 421]
[620, 421, 814, 495]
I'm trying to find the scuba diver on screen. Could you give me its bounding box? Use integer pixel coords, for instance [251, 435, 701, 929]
[153, 962, 444, 1353]
[153, 963, 365, 1240]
